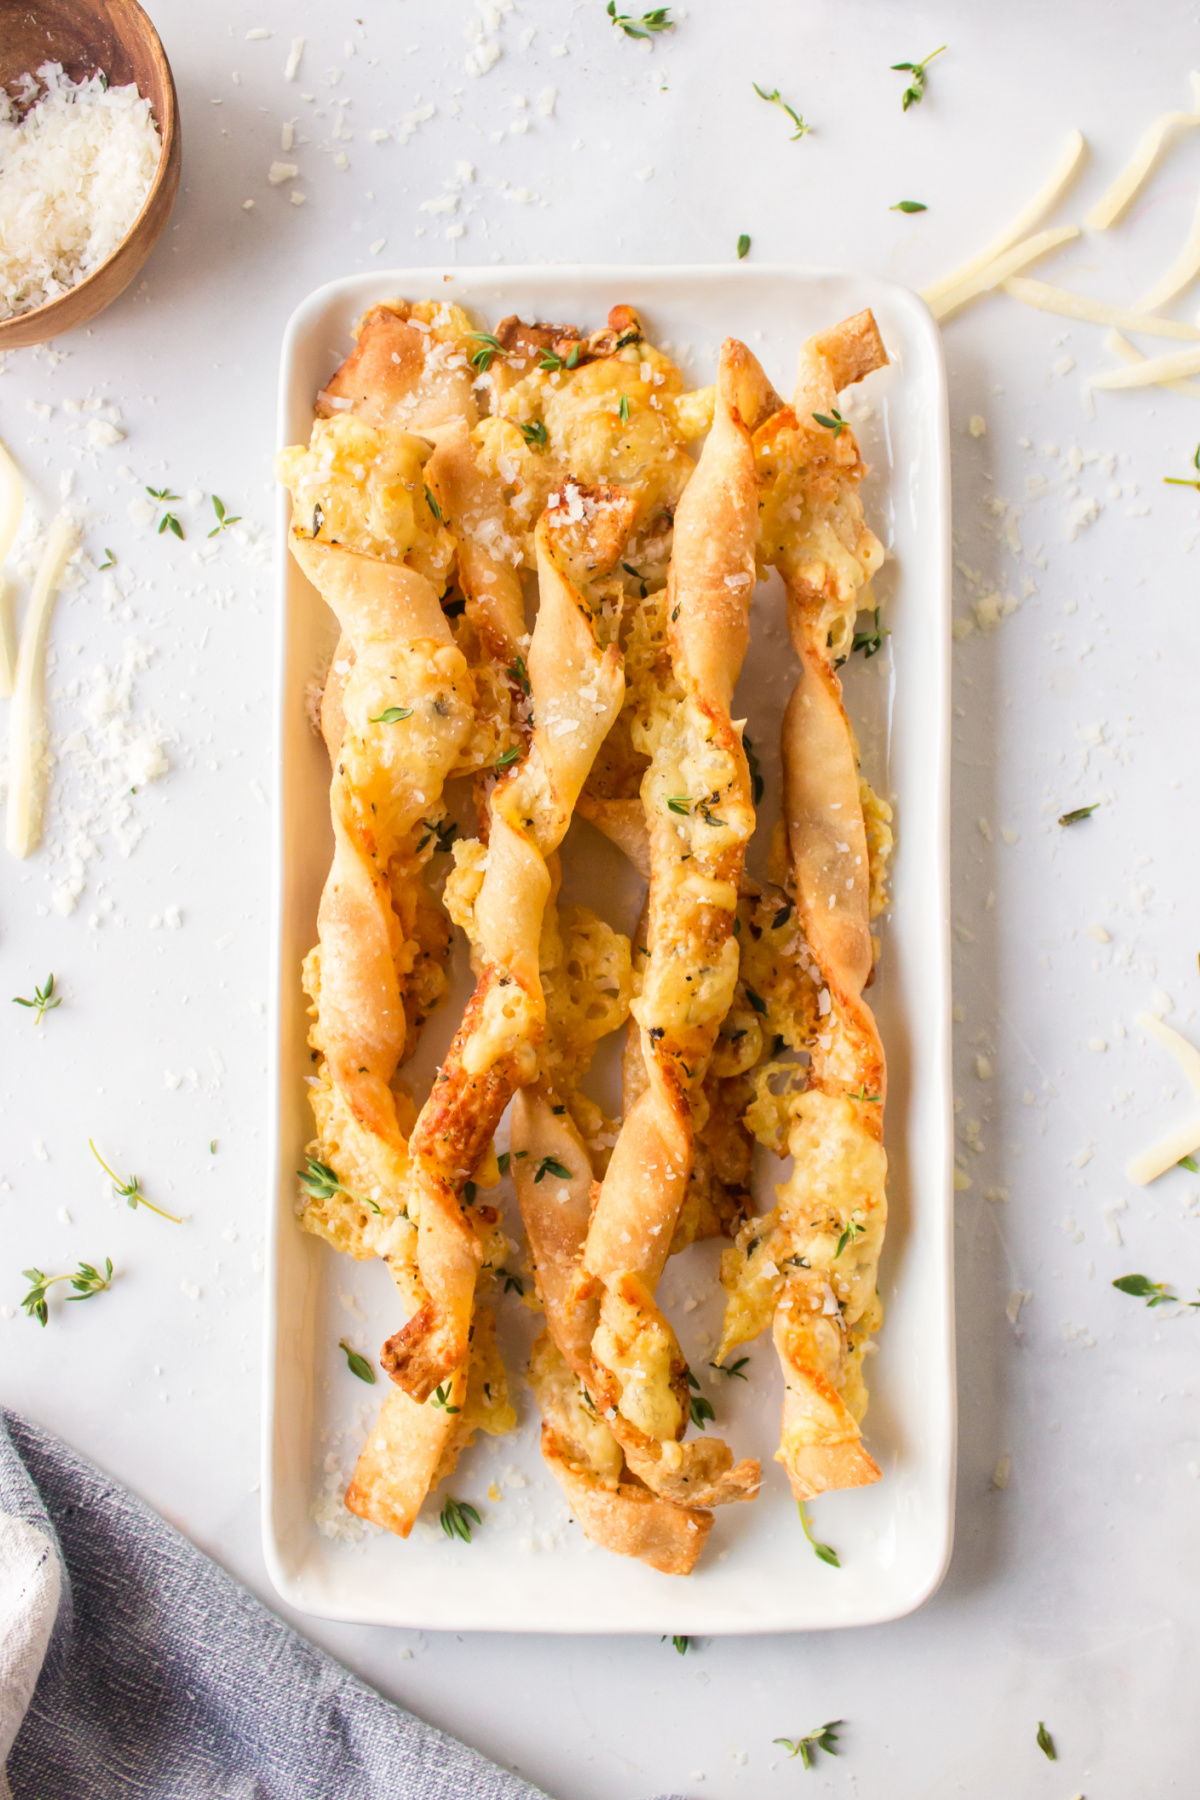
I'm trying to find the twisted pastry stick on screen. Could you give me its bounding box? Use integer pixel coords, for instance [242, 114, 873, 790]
[576, 341, 781, 1510]
[717, 311, 892, 1500]
[347, 483, 634, 1534]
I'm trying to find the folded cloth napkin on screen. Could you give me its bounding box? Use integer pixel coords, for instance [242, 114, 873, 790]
[0, 1411, 685, 1800]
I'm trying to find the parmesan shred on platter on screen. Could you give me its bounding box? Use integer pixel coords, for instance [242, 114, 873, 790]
[0, 62, 162, 321]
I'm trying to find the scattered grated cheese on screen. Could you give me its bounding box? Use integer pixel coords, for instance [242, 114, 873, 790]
[1003, 276, 1200, 339]
[0, 63, 162, 320]
[1135, 187, 1200, 313]
[1103, 328, 1200, 399]
[1127, 1012, 1200, 1184]
[0, 433, 24, 698]
[1090, 344, 1200, 391]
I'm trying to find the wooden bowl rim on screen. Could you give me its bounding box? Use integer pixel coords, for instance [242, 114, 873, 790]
[0, 0, 180, 346]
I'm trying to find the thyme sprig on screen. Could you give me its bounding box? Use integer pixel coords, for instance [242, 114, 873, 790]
[297, 1155, 380, 1216]
[892, 45, 945, 110]
[538, 344, 582, 373]
[774, 1721, 843, 1769]
[339, 1338, 376, 1383]
[22, 1258, 113, 1326]
[90, 1140, 183, 1223]
[497, 1267, 525, 1295]
[710, 1355, 750, 1379]
[753, 83, 809, 139]
[519, 419, 549, 450]
[146, 486, 184, 539]
[606, 2, 673, 40]
[799, 1500, 841, 1567]
[431, 1383, 461, 1414]
[1113, 1273, 1200, 1309]
[851, 607, 885, 658]
[533, 1156, 573, 1184]
[1164, 444, 1200, 490]
[686, 1370, 715, 1431]
[207, 495, 242, 537]
[13, 974, 61, 1023]
[507, 655, 531, 695]
[98, 548, 116, 570]
[467, 330, 505, 372]
[440, 1495, 480, 1541]
[1058, 803, 1097, 827]
[835, 1216, 866, 1258]
[812, 407, 846, 437]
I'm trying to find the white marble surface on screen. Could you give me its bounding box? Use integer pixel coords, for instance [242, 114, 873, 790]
[3, 2, 1199, 1794]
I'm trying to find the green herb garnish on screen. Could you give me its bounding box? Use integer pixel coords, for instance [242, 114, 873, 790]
[689, 1391, 715, 1431]
[339, 1338, 375, 1384]
[606, 2, 673, 40]
[1180, 1155, 1200, 1173]
[22, 1258, 113, 1327]
[891, 45, 945, 110]
[774, 1721, 843, 1769]
[507, 655, 531, 694]
[147, 487, 184, 539]
[1036, 1722, 1056, 1762]
[13, 973, 61, 1024]
[752, 83, 809, 139]
[1058, 804, 1097, 827]
[493, 745, 521, 769]
[533, 1156, 573, 1184]
[799, 1500, 840, 1567]
[745, 987, 768, 1016]
[90, 1140, 183, 1223]
[369, 705, 414, 724]
[744, 732, 764, 803]
[497, 1151, 511, 1176]
[852, 607, 885, 657]
[772, 901, 792, 929]
[618, 393, 630, 424]
[1112, 1273, 1200, 1309]
[431, 1383, 461, 1414]
[98, 548, 116, 570]
[737, 233, 751, 260]
[519, 419, 549, 450]
[710, 1355, 750, 1379]
[467, 330, 505, 372]
[835, 1217, 866, 1258]
[661, 1634, 691, 1653]
[539, 344, 582, 372]
[207, 495, 242, 537]
[666, 795, 691, 816]
[890, 200, 928, 213]
[297, 1155, 380, 1216]
[440, 1495, 480, 1540]
[812, 408, 846, 437]
[497, 1267, 524, 1295]
[1163, 444, 1200, 490]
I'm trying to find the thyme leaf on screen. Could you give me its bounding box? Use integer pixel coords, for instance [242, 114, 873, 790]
[1058, 804, 1097, 826]
[1112, 1273, 1200, 1309]
[666, 795, 691, 816]
[12, 973, 61, 1023]
[533, 1156, 572, 1184]
[507, 655, 531, 694]
[774, 1721, 843, 1769]
[606, 2, 673, 40]
[90, 1140, 183, 1223]
[339, 1338, 376, 1384]
[745, 987, 768, 1016]
[689, 1391, 716, 1431]
[891, 44, 945, 110]
[710, 1355, 750, 1379]
[835, 1216, 866, 1258]
[98, 548, 116, 569]
[752, 82, 809, 139]
[618, 393, 630, 424]
[743, 732, 765, 803]
[370, 706, 414, 724]
[1036, 1721, 1056, 1761]
[493, 745, 521, 769]
[467, 330, 505, 372]
[425, 485, 443, 522]
[440, 1495, 480, 1540]
[1163, 443, 1200, 489]
[519, 419, 549, 450]
[891, 199, 928, 212]
[207, 495, 242, 537]
[737, 233, 751, 260]
[297, 1155, 380, 1216]
[812, 408, 847, 437]
[661, 1634, 691, 1653]
[22, 1258, 113, 1326]
[498, 1267, 524, 1295]
[798, 1500, 841, 1567]
[431, 1383, 461, 1414]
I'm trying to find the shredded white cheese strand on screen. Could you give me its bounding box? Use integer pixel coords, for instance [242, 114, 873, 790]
[1086, 72, 1200, 230]
[1089, 343, 1200, 390]
[1134, 186, 1200, 312]
[926, 227, 1081, 323]
[5, 513, 74, 859]
[1003, 276, 1200, 338]
[1126, 1013, 1200, 1186]
[1104, 328, 1200, 397]
[921, 130, 1087, 307]
[0, 433, 23, 698]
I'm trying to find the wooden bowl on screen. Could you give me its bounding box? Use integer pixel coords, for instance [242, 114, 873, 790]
[0, 0, 181, 351]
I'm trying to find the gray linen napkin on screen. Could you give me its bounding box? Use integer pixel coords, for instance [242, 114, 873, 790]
[0, 1411, 687, 1800]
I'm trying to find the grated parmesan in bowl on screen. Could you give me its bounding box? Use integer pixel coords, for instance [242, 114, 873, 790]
[0, 62, 162, 322]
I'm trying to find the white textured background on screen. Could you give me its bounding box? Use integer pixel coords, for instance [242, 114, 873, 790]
[3, 2, 1200, 1795]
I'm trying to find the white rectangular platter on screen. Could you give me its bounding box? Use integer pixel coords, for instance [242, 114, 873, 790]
[265, 265, 954, 1635]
